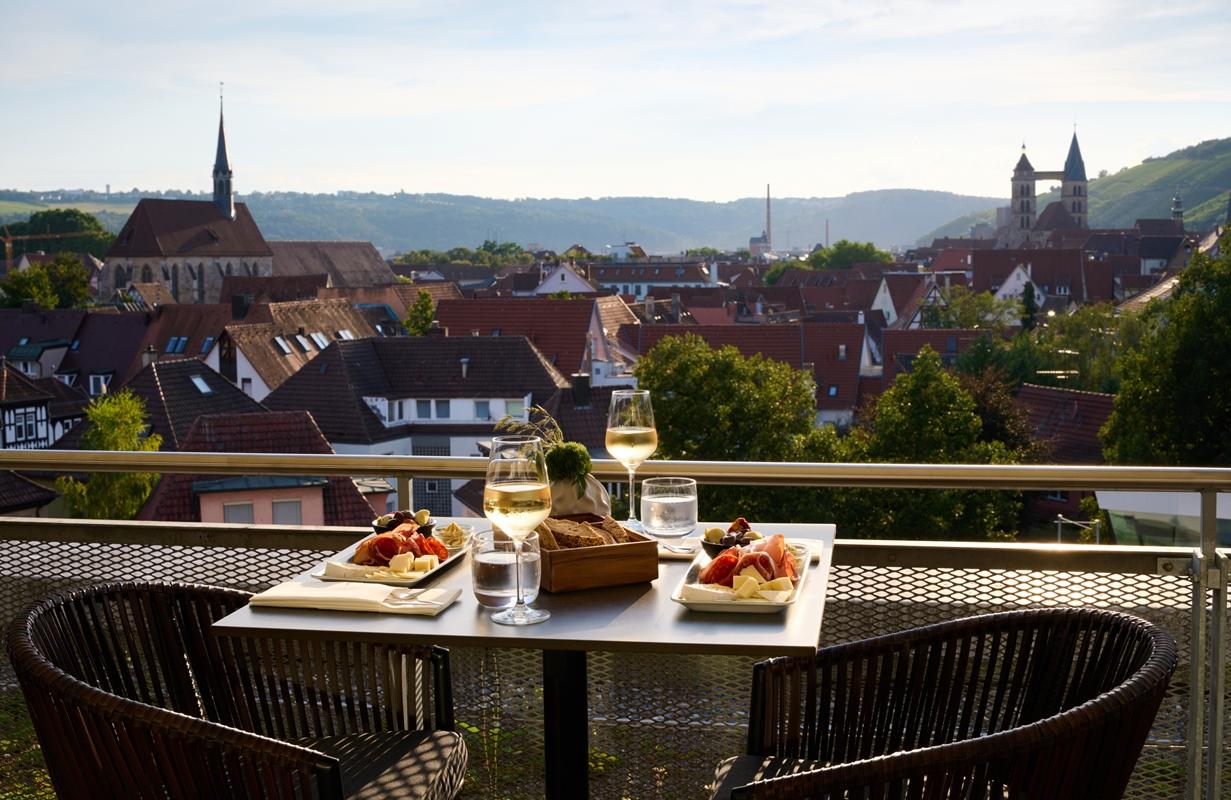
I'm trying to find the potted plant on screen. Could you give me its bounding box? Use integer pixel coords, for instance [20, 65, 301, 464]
[495, 407, 611, 518]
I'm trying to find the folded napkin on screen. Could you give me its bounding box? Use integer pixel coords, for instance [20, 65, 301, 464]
[250, 581, 460, 616]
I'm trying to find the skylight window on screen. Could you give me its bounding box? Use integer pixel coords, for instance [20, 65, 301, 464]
[295, 334, 314, 351]
[165, 336, 189, 354]
[337, 329, 355, 340]
[200, 336, 215, 354]
[273, 336, 293, 355]
[189, 374, 214, 395]
[310, 332, 330, 348]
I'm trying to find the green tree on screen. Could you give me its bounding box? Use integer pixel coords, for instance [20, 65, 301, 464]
[1021, 281, 1038, 331]
[685, 246, 722, 258]
[4, 208, 114, 259]
[844, 348, 1023, 540]
[404, 290, 435, 336]
[0, 266, 56, 309]
[1102, 232, 1231, 464]
[547, 290, 572, 299]
[807, 240, 893, 271]
[56, 391, 162, 519]
[922, 285, 1021, 330]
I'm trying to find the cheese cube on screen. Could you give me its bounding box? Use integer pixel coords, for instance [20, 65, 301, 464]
[412, 555, 440, 572]
[733, 575, 761, 599]
[680, 583, 737, 602]
[739, 566, 766, 584]
[388, 553, 415, 573]
[757, 590, 793, 603]
[761, 577, 794, 592]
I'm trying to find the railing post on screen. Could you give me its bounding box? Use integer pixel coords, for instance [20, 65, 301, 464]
[397, 473, 412, 512]
[1206, 493, 1226, 800]
[1187, 495, 1210, 800]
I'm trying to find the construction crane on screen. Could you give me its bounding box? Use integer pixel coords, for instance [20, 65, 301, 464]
[2, 226, 107, 272]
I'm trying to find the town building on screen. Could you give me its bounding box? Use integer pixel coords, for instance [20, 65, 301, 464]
[999, 134, 1089, 247]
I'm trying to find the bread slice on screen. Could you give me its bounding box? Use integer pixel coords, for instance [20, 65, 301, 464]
[534, 521, 560, 551]
[545, 518, 607, 548]
[598, 516, 634, 543]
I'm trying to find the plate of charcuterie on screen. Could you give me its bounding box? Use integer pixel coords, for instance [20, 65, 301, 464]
[311, 522, 471, 587]
[670, 533, 811, 614]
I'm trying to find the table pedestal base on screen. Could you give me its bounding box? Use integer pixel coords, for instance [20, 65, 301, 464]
[543, 649, 588, 800]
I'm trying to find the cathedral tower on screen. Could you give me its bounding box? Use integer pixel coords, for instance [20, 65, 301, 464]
[1011, 146, 1036, 231]
[213, 96, 235, 220]
[1060, 132, 1088, 229]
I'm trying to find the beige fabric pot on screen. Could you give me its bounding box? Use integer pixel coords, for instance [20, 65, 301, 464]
[550, 473, 612, 518]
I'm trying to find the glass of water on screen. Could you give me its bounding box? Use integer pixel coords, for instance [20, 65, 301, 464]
[640, 477, 698, 538]
[471, 530, 541, 610]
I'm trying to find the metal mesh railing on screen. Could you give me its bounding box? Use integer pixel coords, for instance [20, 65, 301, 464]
[0, 533, 1209, 799]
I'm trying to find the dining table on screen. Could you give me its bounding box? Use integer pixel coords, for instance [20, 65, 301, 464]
[212, 519, 836, 800]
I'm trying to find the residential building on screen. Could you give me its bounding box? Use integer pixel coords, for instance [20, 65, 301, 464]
[589, 261, 716, 299]
[263, 336, 571, 515]
[0, 470, 57, 516]
[268, 241, 398, 288]
[389, 263, 497, 291]
[55, 312, 151, 396]
[119, 359, 267, 449]
[1, 364, 60, 450]
[139, 411, 373, 527]
[881, 329, 988, 382]
[1014, 383, 1114, 520]
[205, 299, 377, 401]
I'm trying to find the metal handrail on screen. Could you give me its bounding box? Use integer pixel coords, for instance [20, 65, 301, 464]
[5, 450, 1231, 491]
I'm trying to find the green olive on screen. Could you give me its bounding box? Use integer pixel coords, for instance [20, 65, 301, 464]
[704, 527, 726, 543]
[414, 509, 432, 525]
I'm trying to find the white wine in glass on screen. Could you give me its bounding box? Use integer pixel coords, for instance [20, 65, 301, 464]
[605, 389, 657, 529]
[483, 436, 552, 626]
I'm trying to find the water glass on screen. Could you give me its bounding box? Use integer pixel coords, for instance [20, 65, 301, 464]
[640, 477, 698, 538]
[471, 530, 541, 610]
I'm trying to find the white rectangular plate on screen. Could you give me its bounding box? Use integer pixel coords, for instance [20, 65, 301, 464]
[311, 530, 473, 587]
[670, 540, 812, 614]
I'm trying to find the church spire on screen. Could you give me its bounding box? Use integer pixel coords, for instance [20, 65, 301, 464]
[1063, 132, 1087, 181]
[212, 83, 235, 219]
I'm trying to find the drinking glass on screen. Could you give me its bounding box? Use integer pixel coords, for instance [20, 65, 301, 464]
[471, 530, 541, 609]
[605, 389, 657, 530]
[640, 477, 697, 538]
[482, 436, 552, 625]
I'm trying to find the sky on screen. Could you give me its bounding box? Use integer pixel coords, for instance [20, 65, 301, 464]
[2, 0, 1229, 201]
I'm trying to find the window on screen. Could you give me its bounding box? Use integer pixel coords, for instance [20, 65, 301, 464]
[507, 399, 526, 418]
[475, 400, 491, 420]
[435, 399, 451, 419]
[425, 480, 439, 493]
[295, 334, 314, 352]
[490, 329, 501, 336]
[200, 336, 215, 353]
[337, 329, 355, 340]
[827, 385, 838, 397]
[837, 344, 847, 361]
[56, 373, 76, 386]
[272, 500, 302, 525]
[17, 337, 27, 345]
[396, 400, 405, 421]
[946, 336, 957, 353]
[1045, 490, 1070, 503]
[223, 503, 254, 524]
[310, 332, 330, 348]
[13, 410, 37, 442]
[240, 378, 253, 395]
[89, 374, 111, 396]
[273, 336, 292, 355]
[165, 336, 187, 353]
[417, 400, 432, 418]
[189, 374, 214, 395]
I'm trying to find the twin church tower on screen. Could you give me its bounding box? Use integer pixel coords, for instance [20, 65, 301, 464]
[1003, 134, 1088, 245]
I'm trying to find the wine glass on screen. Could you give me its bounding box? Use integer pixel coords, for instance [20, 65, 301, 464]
[605, 389, 658, 530]
[482, 436, 552, 626]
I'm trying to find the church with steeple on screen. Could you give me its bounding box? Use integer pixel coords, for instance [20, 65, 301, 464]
[998, 133, 1089, 247]
[101, 98, 273, 303]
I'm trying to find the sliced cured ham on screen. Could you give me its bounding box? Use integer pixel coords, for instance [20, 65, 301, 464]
[698, 547, 742, 587]
[735, 551, 774, 582]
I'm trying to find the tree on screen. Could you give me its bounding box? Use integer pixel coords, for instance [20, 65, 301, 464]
[4, 208, 114, 259]
[843, 348, 1023, 540]
[547, 290, 572, 299]
[56, 391, 162, 519]
[1020, 281, 1038, 331]
[0, 266, 56, 309]
[404, 290, 435, 336]
[1, 254, 94, 309]
[1102, 232, 1231, 464]
[922, 285, 1021, 329]
[685, 246, 722, 259]
[806, 240, 893, 271]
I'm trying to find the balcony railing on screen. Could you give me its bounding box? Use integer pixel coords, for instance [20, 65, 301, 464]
[0, 451, 1226, 800]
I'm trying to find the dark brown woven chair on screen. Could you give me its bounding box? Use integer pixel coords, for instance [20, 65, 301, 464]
[6, 581, 467, 800]
[710, 608, 1177, 800]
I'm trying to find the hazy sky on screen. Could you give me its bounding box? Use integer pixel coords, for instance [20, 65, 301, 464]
[3, 0, 1228, 201]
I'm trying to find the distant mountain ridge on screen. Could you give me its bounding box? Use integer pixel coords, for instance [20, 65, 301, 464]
[922, 137, 1231, 243]
[0, 188, 1001, 254]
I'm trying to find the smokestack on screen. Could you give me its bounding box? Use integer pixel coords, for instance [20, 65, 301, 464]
[766, 184, 772, 251]
[570, 373, 591, 407]
[142, 344, 156, 369]
[459, 357, 470, 378]
[825, 219, 830, 249]
[671, 293, 681, 323]
[643, 294, 654, 322]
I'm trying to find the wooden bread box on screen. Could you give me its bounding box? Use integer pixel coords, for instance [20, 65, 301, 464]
[539, 516, 659, 593]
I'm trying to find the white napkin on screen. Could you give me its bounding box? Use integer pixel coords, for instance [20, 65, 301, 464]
[250, 581, 459, 616]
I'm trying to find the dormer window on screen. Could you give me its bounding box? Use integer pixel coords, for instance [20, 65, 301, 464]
[273, 336, 293, 355]
[89, 373, 112, 396]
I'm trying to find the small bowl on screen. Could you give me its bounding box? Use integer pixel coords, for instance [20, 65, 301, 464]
[434, 522, 475, 553]
[700, 539, 729, 559]
[372, 515, 436, 537]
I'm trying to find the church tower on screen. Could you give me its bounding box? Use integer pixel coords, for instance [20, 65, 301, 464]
[1012, 146, 1036, 231]
[1060, 132, 1088, 228]
[1171, 192, 1184, 225]
[213, 96, 235, 220]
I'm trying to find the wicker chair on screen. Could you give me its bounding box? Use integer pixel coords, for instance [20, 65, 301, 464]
[710, 608, 1177, 800]
[6, 581, 467, 800]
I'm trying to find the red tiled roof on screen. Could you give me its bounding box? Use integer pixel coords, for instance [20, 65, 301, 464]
[125, 304, 236, 383]
[882, 329, 988, 382]
[0, 364, 52, 404]
[554, 384, 624, 451]
[106, 199, 272, 259]
[0, 471, 56, 513]
[123, 359, 267, 449]
[591, 263, 712, 284]
[1013, 383, 1114, 464]
[57, 311, 150, 385]
[0, 309, 87, 356]
[929, 238, 997, 251]
[435, 298, 597, 374]
[882, 275, 927, 317]
[139, 410, 372, 526]
[220, 274, 328, 303]
[626, 323, 864, 410]
[269, 241, 396, 288]
[931, 249, 973, 271]
[1135, 219, 1184, 237]
[1035, 202, 1079, 231]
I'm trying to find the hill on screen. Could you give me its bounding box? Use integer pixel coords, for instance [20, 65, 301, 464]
[922, 137, 1231, 242]
[0, 188, 1000, 254]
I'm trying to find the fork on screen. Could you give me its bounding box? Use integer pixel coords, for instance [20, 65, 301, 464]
[387, 589, 446, 606]
[661, 544, 697, 554]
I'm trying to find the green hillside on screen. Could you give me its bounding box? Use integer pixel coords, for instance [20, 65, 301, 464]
[921, 137, 1231, 243]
